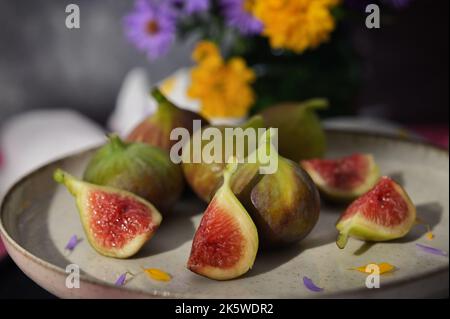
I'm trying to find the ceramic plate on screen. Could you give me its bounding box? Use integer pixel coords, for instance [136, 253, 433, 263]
[1, 130, 449, 298]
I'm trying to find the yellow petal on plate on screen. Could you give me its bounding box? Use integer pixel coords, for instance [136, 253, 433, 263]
[352, 262, 396, 275]
[426, 231, 435, 240]
[143, 268, 172, 282]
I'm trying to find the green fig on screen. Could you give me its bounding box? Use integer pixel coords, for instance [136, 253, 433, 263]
[83, 134, 183, 212]
[231, 130, 321, 247]
[260, 99, 328, 162]
[54, 169, 162, 258]
[182, 115, 266, 203]
[127, 88, 208, 152]
[187, 158, 258, 280]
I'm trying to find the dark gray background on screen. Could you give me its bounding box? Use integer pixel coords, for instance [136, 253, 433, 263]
[0, 0, 448, 126]
[0, 0, 448, 299]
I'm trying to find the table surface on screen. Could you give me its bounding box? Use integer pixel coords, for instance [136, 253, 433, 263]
[0, 125, 448, 298]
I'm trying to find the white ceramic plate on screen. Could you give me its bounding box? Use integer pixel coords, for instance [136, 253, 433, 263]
[1, 130, 449, 298]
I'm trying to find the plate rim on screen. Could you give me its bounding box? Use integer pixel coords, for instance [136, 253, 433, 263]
[1, 129, 448, 298]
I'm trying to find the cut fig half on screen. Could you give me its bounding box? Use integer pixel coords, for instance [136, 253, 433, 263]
[301, 153, 380, 202]
[54, 169, 162, 258]
[336, 176, 416, 249]
[187, 158, 259, 280]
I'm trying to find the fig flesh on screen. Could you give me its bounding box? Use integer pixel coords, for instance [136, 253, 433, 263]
[301, 153, 380, 202]
[83, 135, 183, 213]
[127, 88, 208, 152]
[54, 169, 162, 258]
[336, 176, 416, 249]
[187, 159, 258, 280]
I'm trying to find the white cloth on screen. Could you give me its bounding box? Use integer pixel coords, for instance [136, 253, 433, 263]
[0, 110, 105, 199]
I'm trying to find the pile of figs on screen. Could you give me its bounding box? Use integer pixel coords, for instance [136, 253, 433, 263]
[55, 87, 417, 281]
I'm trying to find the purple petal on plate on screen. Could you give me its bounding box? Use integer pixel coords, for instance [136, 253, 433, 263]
[302, 276, 324, 292]
[416, 243, 448, 257]
[115, 273, 128, 286]
[65, 235, 82, 251]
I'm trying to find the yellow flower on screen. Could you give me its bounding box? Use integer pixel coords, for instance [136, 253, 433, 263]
[188, 41, 256, 119]
[253, 0, 340, 53]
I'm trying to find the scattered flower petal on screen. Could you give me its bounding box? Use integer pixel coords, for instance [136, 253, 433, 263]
[65, 235, 82, 251]
[426, 231, 435, 241]
[352, 262, 396, 275]
[414, 219, 435, 240]
[115, 273, 128, 286]
[302, 276, 323, 292]
[416, 243, 448, 257]
[143, 268, 172, 282]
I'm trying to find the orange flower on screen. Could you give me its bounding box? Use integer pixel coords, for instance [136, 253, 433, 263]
[253, 0, 340, 53]
[188, 41, 256, 119]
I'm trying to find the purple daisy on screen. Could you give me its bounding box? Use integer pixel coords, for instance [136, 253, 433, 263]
[171, 0, 210, 15]
[124, 0, 177, 61]
[220, 0, 263, 35]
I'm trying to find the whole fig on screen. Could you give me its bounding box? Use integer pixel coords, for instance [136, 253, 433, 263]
[127, 88, 208, 152]
[260, 99, 328, 162]
[231, 130, 321, 247]
[83, 134, 183, 213]
[182, 116, 265, 203]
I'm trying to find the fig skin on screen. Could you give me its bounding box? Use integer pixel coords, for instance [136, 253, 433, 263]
[127, 88, 208, 152]
[231, 131, 321, 247]
[335, 177, 417, 249]
[182, 115, 265, 203]
[187, 158, 259, 280]
[260, 99, 328, 162]
[83, 135, 183, 213]
[54, 169, 162, 259]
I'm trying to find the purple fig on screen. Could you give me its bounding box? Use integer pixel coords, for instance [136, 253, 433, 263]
[127, 88, 208, 152]
[231, 130, 321, 247]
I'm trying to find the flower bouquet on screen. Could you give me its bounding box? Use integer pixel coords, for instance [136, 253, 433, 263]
[123, 0, 411, 121]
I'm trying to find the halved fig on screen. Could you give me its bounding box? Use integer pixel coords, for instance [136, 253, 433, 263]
[301, 153, 380, 202]
[336, 176, 416, 249]
[54, 169, 162, 258]
[187, 159, 258, 280]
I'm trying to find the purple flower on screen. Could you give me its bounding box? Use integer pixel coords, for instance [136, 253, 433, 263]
[302, 276, 324, 292]
[220, 0, 263, 35]
[124, 0, 177, 61]
[65, 235, 82, 251]
[171, 0, 210, 15]
[115, 273, 128, 286]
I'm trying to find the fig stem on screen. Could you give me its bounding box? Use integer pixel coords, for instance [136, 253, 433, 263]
[223, 157, 239, 188]
[151, 87, 177, 114]
[336, 232, 349, 249]
[151, 87, 169, 105]
[53, 169, 82, 196]
[257, 128, 278, 160]
[108, 134, 126, 151]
